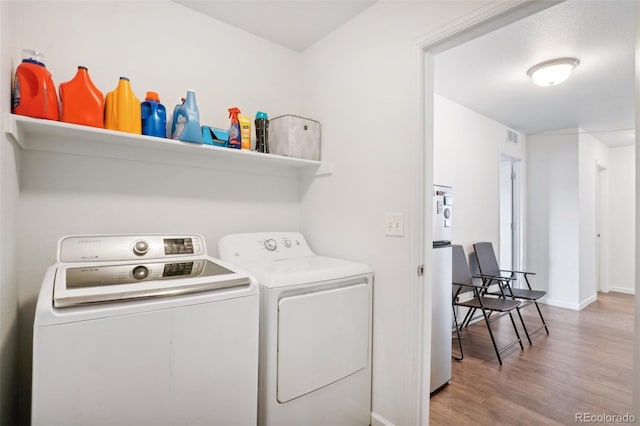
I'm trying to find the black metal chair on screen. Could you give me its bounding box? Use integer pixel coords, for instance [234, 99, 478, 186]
[473, 241, 549, 345]
[451, 245, 524, 365]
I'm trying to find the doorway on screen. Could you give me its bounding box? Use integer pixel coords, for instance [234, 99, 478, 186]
[499, 155, 522, 275]
[596, 164, 608, 292]
[418, 2, 559, 422]
[418, 0, 638, 423]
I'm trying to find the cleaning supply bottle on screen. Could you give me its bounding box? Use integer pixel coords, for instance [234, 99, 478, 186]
[171, 90, 202, 144]
[238, 115, 251, 150]
[104, 77, 141, 134]
[12, 49, 60, 121]
[141, 91, 167, 138]
[228, 107, 241, 149]
[59, 66, 104, 128]
[254, 111, 269, 153]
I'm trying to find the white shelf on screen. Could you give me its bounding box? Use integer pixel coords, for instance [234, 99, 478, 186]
[4, 114, 330, 178]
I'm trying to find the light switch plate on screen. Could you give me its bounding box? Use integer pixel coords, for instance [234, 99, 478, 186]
[385, 213, 404, 237]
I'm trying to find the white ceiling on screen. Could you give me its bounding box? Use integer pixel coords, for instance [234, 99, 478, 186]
[175, 1, 376, 52]
[435, 0, 637, 147]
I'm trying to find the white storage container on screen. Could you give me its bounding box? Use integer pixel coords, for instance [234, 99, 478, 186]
[270, 115, 321, 161]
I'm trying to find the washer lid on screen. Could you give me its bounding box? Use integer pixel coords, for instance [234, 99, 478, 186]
[53, 257, 254, 307]
[234, 255, 372, 288]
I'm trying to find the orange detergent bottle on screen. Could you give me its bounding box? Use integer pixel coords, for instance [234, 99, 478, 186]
[104, 77, 141, 134]
[59, 66, 104, 128]
[12, 49, 60, 120]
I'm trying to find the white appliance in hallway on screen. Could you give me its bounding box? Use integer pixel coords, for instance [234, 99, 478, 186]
[32, 234, 259, 426]
[431, 185, 453, 393]
[219, 232, 373, 426]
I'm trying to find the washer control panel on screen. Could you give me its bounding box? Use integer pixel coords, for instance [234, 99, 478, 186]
[65, 259, 208, 289]
[58, 234, 206, 263]
[219, 232, 313, 263]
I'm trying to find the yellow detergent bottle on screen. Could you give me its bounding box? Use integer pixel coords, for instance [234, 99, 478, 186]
[238, 115, 251, 150]
[104, 77, 141, 134]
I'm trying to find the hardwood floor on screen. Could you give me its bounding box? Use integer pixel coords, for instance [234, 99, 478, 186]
[429, 292, 634, 425]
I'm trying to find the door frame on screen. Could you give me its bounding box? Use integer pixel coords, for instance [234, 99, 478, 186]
[413, 1, 564, 423]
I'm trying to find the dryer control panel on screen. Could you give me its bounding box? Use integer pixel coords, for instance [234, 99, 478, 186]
[219, 232, 313, 263]
[58, 234, 206, 263]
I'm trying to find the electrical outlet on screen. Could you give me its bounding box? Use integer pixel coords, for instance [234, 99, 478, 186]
[385, 213, 404, 237]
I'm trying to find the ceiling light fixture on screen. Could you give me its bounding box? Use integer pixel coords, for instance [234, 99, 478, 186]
[527, 57, 580, 87]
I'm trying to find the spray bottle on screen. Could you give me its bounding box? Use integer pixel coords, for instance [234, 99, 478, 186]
[228, 107, 241, 149]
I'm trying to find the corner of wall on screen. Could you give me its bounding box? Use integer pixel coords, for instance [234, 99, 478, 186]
[633, 2, 640, 417]
[1, 1, 22, 424]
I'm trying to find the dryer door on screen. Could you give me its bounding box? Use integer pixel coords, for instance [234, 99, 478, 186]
[277, 281, 370, 403]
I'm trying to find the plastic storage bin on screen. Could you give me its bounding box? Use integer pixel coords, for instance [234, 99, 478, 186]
[269, 115, 320, 161]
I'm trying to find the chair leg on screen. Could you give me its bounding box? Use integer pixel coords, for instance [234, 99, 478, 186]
[451, 305, 463, 361]
[479, 308, 502, 365]
[508, 312, 524, 350]
[461, 307, 476, 329]
[515, 306, 532, 345]
[533, 301, 549, 334]
[523, 275, 550, 336]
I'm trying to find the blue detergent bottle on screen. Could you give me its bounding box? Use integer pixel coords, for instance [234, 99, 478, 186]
[141, 91, 167, 138]
[171, 90, 203, 144]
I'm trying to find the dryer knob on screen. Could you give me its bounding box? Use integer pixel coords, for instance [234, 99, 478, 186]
[264, 239, 277, 251]
[132, 265, 149, 280]
[133, 240, 149, 256]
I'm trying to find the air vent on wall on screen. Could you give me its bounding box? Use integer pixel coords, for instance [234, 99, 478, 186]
[507, 129, 518, 144]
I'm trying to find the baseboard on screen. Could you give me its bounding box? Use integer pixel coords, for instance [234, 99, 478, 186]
[540, 297, 579, 310]
[607, 286, 636, 295]
[578, 294, 597, 310]
[371, 412, 395, 426]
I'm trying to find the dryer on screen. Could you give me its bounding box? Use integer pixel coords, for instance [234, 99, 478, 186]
[32, 234, 259, 426]
[219, 232, 373, 426]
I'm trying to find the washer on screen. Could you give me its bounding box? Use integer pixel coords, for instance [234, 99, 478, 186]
[219, 232, 373, 426]
[32, 234, 259, 426]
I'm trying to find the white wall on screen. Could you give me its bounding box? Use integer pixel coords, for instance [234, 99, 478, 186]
[0, 1, 19, 425]
[578, 131, 609, 308]
[609, 146, 635, 293]
[527, 130, 580, 308]
[299, 2, 496, 424]
[8, 2, 305, 423]
[528, 129, 632, 310]
[433, 95, 526, 266]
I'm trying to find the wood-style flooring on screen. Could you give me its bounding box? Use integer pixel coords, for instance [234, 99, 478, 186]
[429, 292, 634, 425]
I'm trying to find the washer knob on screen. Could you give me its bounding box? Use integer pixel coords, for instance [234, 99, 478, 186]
[283, 238, 292, 248]
[264, 239, 277, 251]
[132, 265, 149, 280]
[133, 240, 149, 256]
